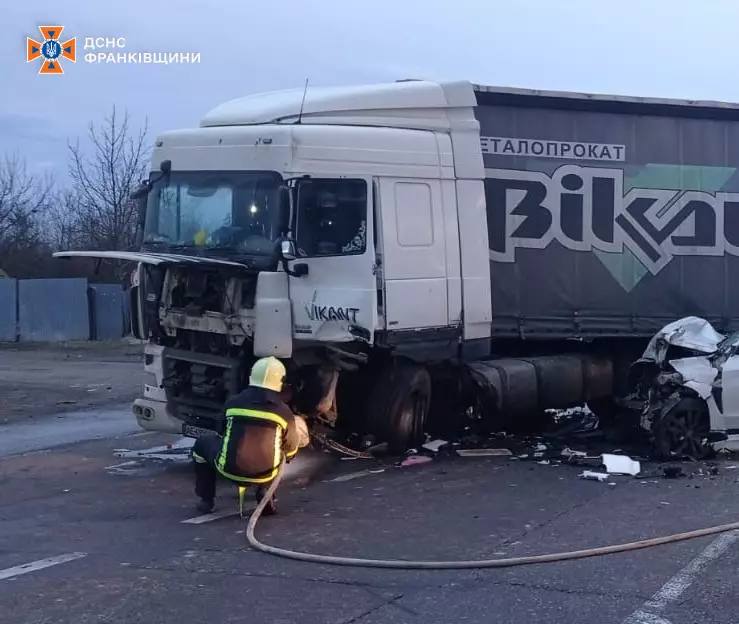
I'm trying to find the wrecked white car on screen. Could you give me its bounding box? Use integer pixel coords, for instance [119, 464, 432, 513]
[630, 316, 739, 459]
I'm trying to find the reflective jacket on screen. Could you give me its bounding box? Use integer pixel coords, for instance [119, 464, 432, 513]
[216, 386, 300, 484]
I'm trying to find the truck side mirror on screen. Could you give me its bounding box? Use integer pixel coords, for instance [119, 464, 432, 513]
[281, 239, 296, 261]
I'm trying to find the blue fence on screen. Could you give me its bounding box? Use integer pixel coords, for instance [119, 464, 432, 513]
[0, 278, 127, 343]
[89, 284, 124, 340]
[0, 279, 16, 341]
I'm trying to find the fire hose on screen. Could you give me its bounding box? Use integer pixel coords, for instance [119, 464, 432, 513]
[246, 458, 739, 570]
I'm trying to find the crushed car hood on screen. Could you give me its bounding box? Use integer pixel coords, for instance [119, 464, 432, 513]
[53, 250, 251, 269]
[667, 356, 719, 399]
[640, 316, 724, 364]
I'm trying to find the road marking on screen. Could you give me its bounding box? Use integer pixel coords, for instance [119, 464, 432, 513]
[622, 530, 739, 624]
[105, 460, 140, 471]
[0, 553, 87, 581]
[326, 468, 385, 483]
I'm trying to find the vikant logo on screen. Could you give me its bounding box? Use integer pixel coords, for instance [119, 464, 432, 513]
[26, 26, 76, 74]
[487, 164, 739, 286]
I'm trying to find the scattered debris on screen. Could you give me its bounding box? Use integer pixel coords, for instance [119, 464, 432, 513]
[422, 439, 448, 453]
[663, 465, 685, 479]
[602, 453, 641, 476]
[580, 470, 609, 482]
[456, 448, 512, 458]
[113, 438, 193, 463]
[561, 447, 588, 460]
[400, 455, 433, 467]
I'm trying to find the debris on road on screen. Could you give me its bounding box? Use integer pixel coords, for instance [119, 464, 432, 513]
[400, 455, 433, 467]
[662, 465, 685, 479]
[602, 453, 641, 476]
[561, 447, 588, 460]
[580, 470, 609, 482]
[113, 438, 193, 463]
[422, 439, 448, 453]
[457, 448, 513, 457]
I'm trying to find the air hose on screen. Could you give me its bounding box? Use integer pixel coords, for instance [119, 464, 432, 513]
[246, 460, 739, 570]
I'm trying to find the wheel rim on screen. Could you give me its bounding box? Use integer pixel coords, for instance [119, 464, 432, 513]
[660, 405, 709, 459]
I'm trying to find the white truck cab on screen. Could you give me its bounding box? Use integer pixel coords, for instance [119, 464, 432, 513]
[59, 81, 494, 449]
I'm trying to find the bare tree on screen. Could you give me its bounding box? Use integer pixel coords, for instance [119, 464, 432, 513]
[45, 188, 82, 250]
[0, 155, 52, 252]
[68, 107, 149, 251]
[0, 156, 53, 267]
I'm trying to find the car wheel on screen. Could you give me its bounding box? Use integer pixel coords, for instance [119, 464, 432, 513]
[653, 397, 712, 460]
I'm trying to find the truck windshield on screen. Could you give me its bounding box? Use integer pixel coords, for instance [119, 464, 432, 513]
[144, 171, 283, 255]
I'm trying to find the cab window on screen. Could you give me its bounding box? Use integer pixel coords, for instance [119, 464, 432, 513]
[295, 179, 367, 257]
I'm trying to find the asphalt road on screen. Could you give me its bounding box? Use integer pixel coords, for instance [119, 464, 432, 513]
[0, 341, 145, 425]
[1, 408, 739, 623]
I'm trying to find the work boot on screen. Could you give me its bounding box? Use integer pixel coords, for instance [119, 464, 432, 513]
[255, 487, 278, 515]
[196, 498, 214, 514]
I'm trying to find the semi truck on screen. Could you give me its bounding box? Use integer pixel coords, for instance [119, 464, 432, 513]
[56, 80, 739, 454]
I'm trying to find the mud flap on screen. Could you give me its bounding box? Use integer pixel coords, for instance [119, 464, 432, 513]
[254, 272, 292, 358]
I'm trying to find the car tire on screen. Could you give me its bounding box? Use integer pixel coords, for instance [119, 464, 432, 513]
[653, 397, 712, 460]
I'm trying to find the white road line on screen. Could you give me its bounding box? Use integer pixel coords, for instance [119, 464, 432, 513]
[622, 530, 739, 624]
[0, 553, 87, 581]
[326, 468, 385, 483]
[181, 508, 250, 524]
[105, 460, 140, 471]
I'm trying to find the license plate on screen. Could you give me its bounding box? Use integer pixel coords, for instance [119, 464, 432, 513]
[182, 424, 212, 439]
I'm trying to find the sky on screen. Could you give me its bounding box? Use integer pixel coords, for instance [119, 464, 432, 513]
[4, 0, 739, 184]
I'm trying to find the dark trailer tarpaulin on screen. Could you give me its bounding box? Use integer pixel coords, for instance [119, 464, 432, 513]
[474, 86, 739, 340]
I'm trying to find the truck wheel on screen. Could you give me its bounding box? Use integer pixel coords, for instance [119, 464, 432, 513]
[367, 361, 431, 454]
[653, 397, 711, 460]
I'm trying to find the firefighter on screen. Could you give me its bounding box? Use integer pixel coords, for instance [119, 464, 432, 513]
[190, 356, 309, 515]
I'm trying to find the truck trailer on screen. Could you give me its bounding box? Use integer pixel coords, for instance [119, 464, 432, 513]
[56, 80, 739, 454]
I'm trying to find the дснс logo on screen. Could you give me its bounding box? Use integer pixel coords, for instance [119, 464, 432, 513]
[26, 26, 76, 74]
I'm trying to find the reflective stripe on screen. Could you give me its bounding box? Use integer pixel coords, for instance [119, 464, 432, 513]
[217, 416, 233, 471]
[216, 463, 280, 484]
[225, 407, 288, 430]
[192, 451, 208, 464]
[273, 424, 281, 469]
[286, 447, 298, 459]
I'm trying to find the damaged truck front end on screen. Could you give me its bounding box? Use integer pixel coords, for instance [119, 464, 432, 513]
[629, 316, 739, 458]
[132, 260, 261, 436]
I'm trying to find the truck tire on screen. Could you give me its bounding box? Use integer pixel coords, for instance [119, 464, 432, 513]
[653, 397, 712, 460]
[366, 361, 431, 454]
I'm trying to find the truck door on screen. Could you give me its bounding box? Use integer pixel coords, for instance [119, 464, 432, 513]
[285, 177, 377, 343]
[378, 178, 448, 330]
